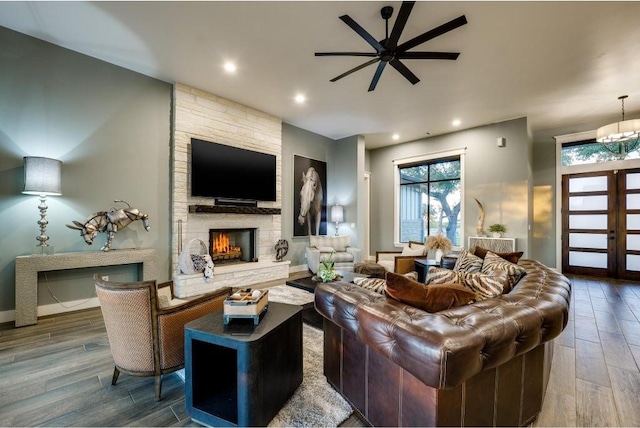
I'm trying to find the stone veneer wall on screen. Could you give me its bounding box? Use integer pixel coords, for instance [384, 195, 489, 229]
[172, 83, 283, 274]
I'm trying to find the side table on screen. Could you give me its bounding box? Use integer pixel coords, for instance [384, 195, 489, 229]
[184, 302, 303, 427]
[414, 259, 440, 283]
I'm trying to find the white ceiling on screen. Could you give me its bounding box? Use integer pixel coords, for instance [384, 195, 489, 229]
[2, 1, 640, 149]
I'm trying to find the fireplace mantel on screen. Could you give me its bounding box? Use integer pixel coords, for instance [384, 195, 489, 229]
[189, 205, 281, 215]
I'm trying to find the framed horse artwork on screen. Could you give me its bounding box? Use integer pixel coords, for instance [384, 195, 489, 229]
[293, 155, 327, 237]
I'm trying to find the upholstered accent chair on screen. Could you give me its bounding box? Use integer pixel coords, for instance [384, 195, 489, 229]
[376, 240, 429, 274]
[305, 235, 362, 274]
[94, 274, 230, 401]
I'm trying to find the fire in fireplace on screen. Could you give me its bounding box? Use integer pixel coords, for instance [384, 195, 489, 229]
[209, 228, 257, 265]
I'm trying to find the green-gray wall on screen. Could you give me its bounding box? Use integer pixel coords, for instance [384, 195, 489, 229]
[368, 117, 533, 256]
[0, 27, 172, 313]
[281, 123, 361, 268]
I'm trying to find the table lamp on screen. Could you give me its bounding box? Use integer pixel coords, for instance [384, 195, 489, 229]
[23, 156, 62, 254]
[330, 204, 343, 236]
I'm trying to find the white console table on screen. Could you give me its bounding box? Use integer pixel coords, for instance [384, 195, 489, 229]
[15, 248, 157, 327]
[468, 236, 516, 253]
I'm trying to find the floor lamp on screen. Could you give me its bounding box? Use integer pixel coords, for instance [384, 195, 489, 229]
[23, 156, 62, 254]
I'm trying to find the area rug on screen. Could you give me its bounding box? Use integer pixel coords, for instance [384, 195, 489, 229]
[267, 284, 352, 427]
[178, 284, 353, 427]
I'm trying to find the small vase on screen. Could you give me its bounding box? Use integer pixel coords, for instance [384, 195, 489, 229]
[492, 232, 502, 238]
[435, 249, 443, 263]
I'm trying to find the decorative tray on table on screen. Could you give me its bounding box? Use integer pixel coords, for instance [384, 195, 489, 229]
[223, 288, 269, 325]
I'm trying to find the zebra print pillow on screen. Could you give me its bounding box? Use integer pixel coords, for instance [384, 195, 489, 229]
[426, 267, 459, 285]
[453, 249, 483, 273]
[481, 251, 527, 292]
[426, 266, 508, 299]
[457, 270, 509, 299]
[353, 271, 419, 294]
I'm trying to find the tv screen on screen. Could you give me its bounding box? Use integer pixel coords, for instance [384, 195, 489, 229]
[191, 139, 277, 201]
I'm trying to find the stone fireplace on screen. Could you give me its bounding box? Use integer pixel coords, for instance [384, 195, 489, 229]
[171, 83, 289, 289]
[209, 228, 257, 265]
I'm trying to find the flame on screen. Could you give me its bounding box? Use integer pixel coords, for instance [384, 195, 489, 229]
[213, 232, 241, 254]
[214, 233, 230, 253]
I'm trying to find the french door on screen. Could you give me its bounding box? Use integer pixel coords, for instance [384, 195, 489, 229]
[562, 168, 640, 279]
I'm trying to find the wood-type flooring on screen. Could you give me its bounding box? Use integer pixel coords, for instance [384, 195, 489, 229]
[1, 273, 639, 427]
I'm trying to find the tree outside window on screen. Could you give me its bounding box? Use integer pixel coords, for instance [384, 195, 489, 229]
[399, 157, 461, 245]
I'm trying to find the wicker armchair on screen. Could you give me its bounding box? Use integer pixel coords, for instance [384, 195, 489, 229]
[94, 274, 231, 401]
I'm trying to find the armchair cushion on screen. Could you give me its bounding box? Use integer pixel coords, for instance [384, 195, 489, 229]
[306, 235, 362, 273]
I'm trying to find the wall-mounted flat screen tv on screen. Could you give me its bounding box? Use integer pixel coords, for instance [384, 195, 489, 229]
[191, 138, 277, 202]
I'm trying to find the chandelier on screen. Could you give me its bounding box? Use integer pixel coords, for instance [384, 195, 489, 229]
[596, 95, 640, 159]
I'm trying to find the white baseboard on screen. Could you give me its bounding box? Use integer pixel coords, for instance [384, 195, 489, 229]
[290, 264, 310, 273]
[1, 297, 101, 325]
[37, 297, 101, 317]
[0, 310, 15, 325]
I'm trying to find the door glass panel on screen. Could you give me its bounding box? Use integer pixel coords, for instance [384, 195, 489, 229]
[569, 214, 607, 230]
[569, 195, 608, 211]
[569, 251, 607, 268]
[627, 214, 640, 229]
[627, 173, 640, 190]
[627, 194, 640, 209]
[569, 176, 607, 193]
[627, 235, 640, 251]
[626, 254, 640, 271]
[569, 233, 607, 249]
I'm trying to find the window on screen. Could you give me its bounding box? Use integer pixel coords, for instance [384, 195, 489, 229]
[397, 156, 461, 246]
[561, 138, 640, 166]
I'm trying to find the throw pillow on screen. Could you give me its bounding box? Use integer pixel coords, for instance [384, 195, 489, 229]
[457, 270, 509, 300]
[353, 276, 387, 293]
[385, 272, 476, 312]
[481, 251, 527, 293]
[354, 271, 419, 294]
[408, 240, 427, 255]
[425, 267, 459, 285]
[473, 246, 524, 264]
[191, 254, 209, 272]
[401, 245, 425, 256]
[453, 248, 483, 273]
[316, 246, 335, 253]
[427, 267, 509, 299]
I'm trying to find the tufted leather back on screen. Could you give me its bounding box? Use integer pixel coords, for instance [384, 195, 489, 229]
[314, 259, 571, 389]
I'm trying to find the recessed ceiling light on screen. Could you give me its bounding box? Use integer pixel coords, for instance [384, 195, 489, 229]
[223, 62, 237, 73]
[294, 94, 306, 104]
[392, 134, 400, 140]
[452, 119, 461, 126]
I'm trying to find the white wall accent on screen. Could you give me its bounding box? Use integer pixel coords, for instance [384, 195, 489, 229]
[171, 84, 284, 283]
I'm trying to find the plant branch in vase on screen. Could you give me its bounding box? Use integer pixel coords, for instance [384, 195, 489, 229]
[425, 234, 453, 263]
[316, 251, 339, 283]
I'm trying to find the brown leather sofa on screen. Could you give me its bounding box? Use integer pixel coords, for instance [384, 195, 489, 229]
[314, 259, 571, 427]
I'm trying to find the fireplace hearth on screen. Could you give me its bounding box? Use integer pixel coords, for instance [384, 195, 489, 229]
[209, 228, 257, 265]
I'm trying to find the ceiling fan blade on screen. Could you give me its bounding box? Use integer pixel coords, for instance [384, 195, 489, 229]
[330, 58, 380, 82]
[389, 59, 419, 85]
[397, 51, 460, 60]
[339, 15, 385, 53]
[387, 1, 415, 50]
[397, 15, 467, 53]
[368, 61, 387, 92]
[315, 52, 379, 57]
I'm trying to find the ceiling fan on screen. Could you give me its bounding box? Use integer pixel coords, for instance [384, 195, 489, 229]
[315, 1, 467, 92]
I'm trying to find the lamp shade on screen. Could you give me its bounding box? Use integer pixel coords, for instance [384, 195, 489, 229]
[331, 205, 344, 223]
[23, 156, 62, 196]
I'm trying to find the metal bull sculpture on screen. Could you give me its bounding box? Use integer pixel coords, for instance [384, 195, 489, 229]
[66, 200, 150, 251]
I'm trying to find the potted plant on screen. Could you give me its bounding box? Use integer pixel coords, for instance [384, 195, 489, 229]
[316, 251, 338, 283]
[488, 224, 507, 238]
[425, 234, 453, 263]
